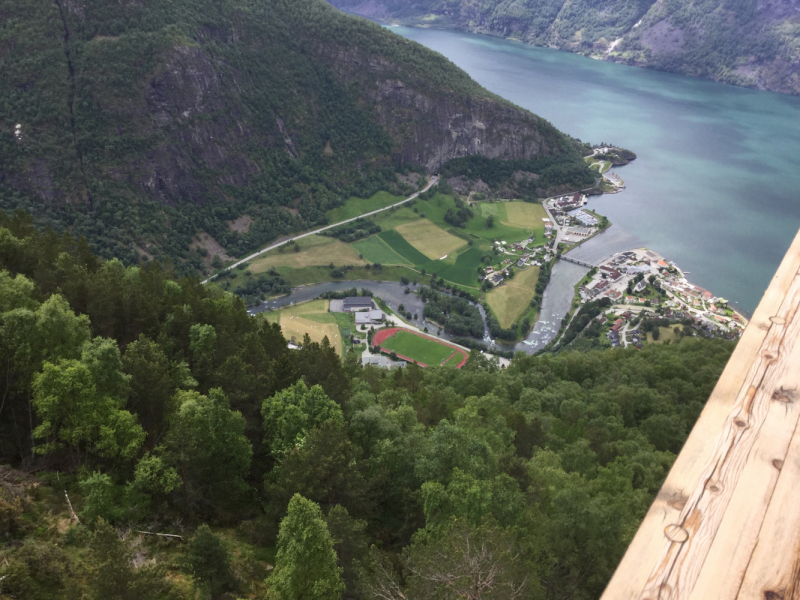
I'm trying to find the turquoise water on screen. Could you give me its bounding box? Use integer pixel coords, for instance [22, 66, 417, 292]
[392, 26, 800, 314]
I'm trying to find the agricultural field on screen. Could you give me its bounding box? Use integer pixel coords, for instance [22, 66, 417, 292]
[487, 265, 541, 328]
[262, 300, 343, 355]
[394, 219, 466, 260]
[249, 236, 364, 273]
[352, 235, 412, 266]
[239, 192, 549, 297]
[378, 230, 430, 265]
[375, 328, 466, 367]
[502, 202, 549, 230]
[325, 191, 403, 222]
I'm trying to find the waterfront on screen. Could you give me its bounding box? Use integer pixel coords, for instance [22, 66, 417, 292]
[391, 26, 800, 315]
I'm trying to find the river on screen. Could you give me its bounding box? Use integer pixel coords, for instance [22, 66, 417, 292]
[390, 26, 800, 316]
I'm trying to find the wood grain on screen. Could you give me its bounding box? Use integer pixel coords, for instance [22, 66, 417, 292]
[600, 228, 800, 600]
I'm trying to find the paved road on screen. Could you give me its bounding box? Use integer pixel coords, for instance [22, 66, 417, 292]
[203, 176, 439, 283]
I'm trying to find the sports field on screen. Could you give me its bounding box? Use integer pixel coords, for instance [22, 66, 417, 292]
[352, 236, 412, 266]
[249, 236, 364, 272]
[394, 219, 466, 260]
[263, 300, 343, 355]
[373, 328, 467, 367]
[486, 265, 541, 328]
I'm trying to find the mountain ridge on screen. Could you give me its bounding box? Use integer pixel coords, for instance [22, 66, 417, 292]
[0, 0, 591, 272]
[327, 0, 800, 96]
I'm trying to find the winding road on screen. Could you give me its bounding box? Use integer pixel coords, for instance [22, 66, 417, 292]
[203, 176, 439, 284]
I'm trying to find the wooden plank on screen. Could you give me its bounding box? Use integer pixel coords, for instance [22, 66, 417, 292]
[737, 402, 800, 599]
[600, 228, 800, 600]
[689, 333, 800, 600]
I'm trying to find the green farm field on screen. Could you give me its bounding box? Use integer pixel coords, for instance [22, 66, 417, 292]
[352, 235, 412, 266]
[394, 219, 466, 260]
[249, 236, 364, 273]
[379, 330, 457, 366]
[325, 191, 404, 222]
[378, 230, 430, 265]
[487, 264, 541, 328]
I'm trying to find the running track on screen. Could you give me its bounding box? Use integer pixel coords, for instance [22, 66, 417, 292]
[372, 328, 469, 368]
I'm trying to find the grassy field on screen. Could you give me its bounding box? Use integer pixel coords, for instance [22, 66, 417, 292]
[487, 265, 541, 328]
[263, 300, 343, 355]
[325, 191, 404, 223]
[379, 330, 457, 366]
[371, 206, 420, 231]
[352, 236, 412, 266]
[502, 202, 548, 230]
[418, 245, 485, 287]
[378, 230, 430, 265]
[394, 219, 466, 260]
[249, 236, 364, 272]
[270, 265, 419, 287]
[647, 326, 680, 344]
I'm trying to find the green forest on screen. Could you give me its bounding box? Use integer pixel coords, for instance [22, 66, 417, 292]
[0, 214, 735, 599]
[0, 0, 590, 277]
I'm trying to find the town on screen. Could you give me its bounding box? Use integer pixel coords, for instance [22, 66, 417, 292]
[576, 248, 747, 348]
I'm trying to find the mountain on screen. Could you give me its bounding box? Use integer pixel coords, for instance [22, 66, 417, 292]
[327, 0, 800, 95]
[0, 0, 591, 273]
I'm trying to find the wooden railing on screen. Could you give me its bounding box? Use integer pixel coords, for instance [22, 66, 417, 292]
[600, 228, 800, 600]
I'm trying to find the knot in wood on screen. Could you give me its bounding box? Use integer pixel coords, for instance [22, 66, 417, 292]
[773, 459, 784, 470]
[734, 418, 749, 428]
[763, 591, 785, 600]
[769, 316, 787, 325]
[705, 480, 723, 493]
[664, 524, 689, 543]
[772, 390, 792, 403]
[762, 350, 778, 362]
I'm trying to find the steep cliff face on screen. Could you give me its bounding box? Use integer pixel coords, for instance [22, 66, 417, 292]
[328, 0, 800, 96]
[325, 45, 565, 170]
[0, 0, 588, 268]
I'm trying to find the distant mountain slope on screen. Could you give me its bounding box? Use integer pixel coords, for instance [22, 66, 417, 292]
[0, 0, 591, 272]
[328, 0, 800, 95]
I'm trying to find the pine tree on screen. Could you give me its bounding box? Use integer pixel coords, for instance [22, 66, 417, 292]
[183, 525, 235, 599]
[268, 494, 344, 600]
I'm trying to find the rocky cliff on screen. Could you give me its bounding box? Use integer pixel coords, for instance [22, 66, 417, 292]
[0, 0, 587, 269]
[328, 0, 800, 96]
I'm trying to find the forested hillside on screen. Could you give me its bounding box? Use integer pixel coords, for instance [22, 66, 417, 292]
[0, 0, 591, 275]
[0, 214, 735, 599]
[328, 0, 800, 95]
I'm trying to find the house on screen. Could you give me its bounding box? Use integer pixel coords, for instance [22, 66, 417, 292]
[343, 297, 374, 312]
[490, 273, 504, 286]
[485, 266, 494, 274]
[592, 280, 609, 292]
[634, 279, 647, 293]
[355, 310, 386, 325]
[516, 259, 526, 268]
[625, 265, 651, 275]
[361, 355, 405, 369]
[622, 311, 633, 320]
[608, 290, 622, 300]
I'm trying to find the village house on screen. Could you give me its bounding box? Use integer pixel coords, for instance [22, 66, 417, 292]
[343, 296, 374, 312]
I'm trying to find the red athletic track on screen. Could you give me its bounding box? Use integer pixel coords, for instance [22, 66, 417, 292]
[372, 328, 469, 368]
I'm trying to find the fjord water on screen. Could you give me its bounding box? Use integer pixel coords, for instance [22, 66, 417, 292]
[394, 27, 800, 314]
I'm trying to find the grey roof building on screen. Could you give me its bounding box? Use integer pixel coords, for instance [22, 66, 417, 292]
[343, 297, 374, 311]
